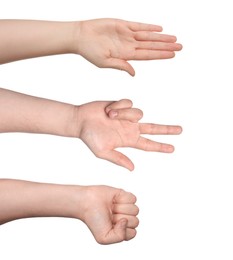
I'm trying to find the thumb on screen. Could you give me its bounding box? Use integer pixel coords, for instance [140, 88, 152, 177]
[106, 58, 135, 76]
[99, 150, 134, 171]
[110, 218, 128, 243]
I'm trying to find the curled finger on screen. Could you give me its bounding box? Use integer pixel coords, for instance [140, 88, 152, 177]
[113, 204, 139, 215]
[105, 99, 133, 114]
[113, 214, 139, 229]
[108, 108, 143, 122]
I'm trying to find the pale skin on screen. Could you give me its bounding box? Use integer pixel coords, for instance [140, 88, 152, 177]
[0, 179, 139, 245]
[0, 18, 182, 170]
[0, 78, 181, 245]
[0, 18, 183, 244]
[0, 18, 182, 75]
[0, 88, 182, 171]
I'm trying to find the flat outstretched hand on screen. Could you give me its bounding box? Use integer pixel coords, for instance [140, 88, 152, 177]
[73, 18, 182, 76]
[75, 99, 182, 171]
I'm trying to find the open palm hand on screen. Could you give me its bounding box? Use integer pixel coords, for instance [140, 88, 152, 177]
[73, 18, 182, 76]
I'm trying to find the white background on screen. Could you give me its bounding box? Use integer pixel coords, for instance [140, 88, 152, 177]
[0, 0, 233, 259]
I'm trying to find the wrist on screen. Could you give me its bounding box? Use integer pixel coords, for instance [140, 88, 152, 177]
[70, 105, 83, 139]
[70, 21, 82, 55]
[60, 185, 87, 220]
[54, 103, 79, 138]
[70, 185, 89, 221]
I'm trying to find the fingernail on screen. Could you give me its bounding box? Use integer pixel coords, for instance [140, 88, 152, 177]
[110, 110, 118, 118]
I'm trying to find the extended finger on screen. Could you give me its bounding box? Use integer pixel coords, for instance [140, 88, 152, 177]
[113, 204, 139, 215]
[99, 150, 134, 171]
[105, 58, 135, 76]
[113, 214, 139, 228]
[135, 136, 175, 152]
[137, 41, 182, 51]
[131, 50, 175, 60]
[105, 99, 133, 114]
[108, 108, 143, 122]
[127, 21, 162, 32]
[135, 31, 177, 42]
[139, 123, 182, 135]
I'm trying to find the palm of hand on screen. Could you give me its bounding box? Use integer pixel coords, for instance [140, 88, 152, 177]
[77, 100, 180, 170]
[75, 18, 182, 76]
[82, 115, 140, 152]
[75, 19, 134, 67]
[79, 101, 141, 170]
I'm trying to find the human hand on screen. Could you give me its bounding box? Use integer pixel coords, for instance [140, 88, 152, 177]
[72, 18, 182, 76]
[0, 180, 138, 244]
[75, 99, 182, 171]
[80, 185, 139, 245]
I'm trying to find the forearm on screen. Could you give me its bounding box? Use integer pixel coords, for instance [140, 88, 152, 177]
[0, 88, 76, 137]
[0, 20, 75, 64]
[0, 179, 84, 225]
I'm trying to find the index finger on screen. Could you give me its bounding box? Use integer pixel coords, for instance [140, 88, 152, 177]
[127, 21, 163, 32]
[139, 123, 182, 135]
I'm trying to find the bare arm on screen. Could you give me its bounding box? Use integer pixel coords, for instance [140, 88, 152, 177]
[0, 179, 139, 244]
[0, 87, 76, 137]
[0, 88, 182, 170]
[0, 20, 74, 64]
[0, 19, 182, 75]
